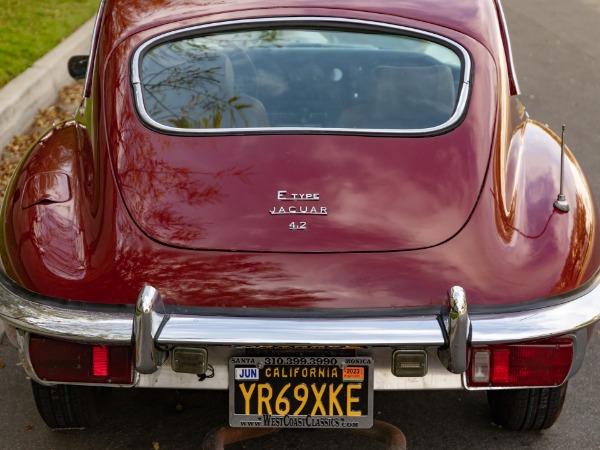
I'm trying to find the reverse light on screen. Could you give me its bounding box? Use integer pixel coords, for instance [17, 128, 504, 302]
[29, 336, 133, 384]
[468, 337, 573, 388]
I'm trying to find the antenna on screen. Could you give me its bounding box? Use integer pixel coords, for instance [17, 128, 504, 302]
[554, 124, 569, 213]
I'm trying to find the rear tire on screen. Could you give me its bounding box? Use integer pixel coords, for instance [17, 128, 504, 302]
[31, 381, 107, 429]
[487, 383, 568, 431]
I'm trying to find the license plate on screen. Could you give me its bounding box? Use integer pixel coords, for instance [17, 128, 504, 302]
[229, 356, 373, 428]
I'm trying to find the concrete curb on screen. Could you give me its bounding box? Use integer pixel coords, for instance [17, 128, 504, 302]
[0, 17, 95, 151]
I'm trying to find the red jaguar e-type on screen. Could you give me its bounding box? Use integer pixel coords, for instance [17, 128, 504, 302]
[1, 0, 598, 440]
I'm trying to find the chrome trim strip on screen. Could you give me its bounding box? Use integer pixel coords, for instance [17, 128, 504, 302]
[0, 275, 133, 344]
[1, 273, 598, 347]
[138, 347, 465, 390]
[157, 315, 445, 346]
[83, 0, 106, 98]
[566, 328, 589, 380]
[494, 0, 521, 95]
[470, 280, 600, 344]
[130, 17, 472, 136]
[16, 332, 37, 382]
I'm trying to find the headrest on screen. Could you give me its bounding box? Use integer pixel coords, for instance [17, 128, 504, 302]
[142, 50, 236, 128]
[372, 65, 456, 114]
[197, 53, 235, 102]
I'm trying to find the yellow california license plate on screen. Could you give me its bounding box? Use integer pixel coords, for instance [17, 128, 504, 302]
[229, 356, 373, 428]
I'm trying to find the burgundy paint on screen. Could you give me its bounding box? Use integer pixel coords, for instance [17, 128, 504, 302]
[1, 0, 598, 311]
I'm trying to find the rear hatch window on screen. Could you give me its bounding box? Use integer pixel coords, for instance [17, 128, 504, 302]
[133, 23, 469, 134]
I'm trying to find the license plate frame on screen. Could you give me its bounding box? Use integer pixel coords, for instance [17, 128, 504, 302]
[229, 356, 374, 428]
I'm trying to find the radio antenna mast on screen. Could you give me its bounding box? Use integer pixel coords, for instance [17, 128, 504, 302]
[554, 124, 570, 212]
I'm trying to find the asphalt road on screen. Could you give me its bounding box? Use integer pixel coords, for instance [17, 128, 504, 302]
[1, 1, 599, 449]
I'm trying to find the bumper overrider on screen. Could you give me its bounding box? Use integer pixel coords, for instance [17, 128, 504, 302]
[0, 271, 599, 390]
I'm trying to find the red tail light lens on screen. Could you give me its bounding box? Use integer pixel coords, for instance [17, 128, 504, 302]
[29, 336, 133, 384]
[92, 346, 109, 377]
[468, 337, 573, 387]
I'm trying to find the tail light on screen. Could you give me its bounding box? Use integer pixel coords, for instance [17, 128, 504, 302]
[29, 336, 133, 384]
[468, 336, 573, 388]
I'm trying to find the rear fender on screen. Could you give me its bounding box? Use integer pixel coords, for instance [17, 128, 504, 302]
[1, 121, 97, 287]
[495, 117, 599, 292]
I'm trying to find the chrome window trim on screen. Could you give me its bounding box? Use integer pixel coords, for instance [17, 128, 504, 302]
[83, 0, 107, 98]
[130, 17, 472, 136]
[494, 0, 521, 95]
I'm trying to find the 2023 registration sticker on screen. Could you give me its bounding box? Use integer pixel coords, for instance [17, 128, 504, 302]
[229, 356, 374, 428]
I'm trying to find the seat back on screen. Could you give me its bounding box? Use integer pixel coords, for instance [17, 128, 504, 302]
[339, 64, 457, 129]
[142, 52, 268, 129]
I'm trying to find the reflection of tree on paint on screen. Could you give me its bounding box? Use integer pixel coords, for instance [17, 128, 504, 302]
[141, 37, 272, 129]
[8, 126, 326, 308]
[552, 193, 592, 294]
[118, 252, 331, 309]
[113, 101, 255, 242]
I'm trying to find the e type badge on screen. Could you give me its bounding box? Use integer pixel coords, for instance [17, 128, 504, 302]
[270, 190, 327, 230]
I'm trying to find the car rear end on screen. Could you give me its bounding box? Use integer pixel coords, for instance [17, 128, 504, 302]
[1, 0, 599, 436]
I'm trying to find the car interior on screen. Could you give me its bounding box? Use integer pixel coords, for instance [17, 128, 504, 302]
[140, 30, 462, 131]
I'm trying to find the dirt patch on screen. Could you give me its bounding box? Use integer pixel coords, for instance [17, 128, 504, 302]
[0, 81, 83, 205]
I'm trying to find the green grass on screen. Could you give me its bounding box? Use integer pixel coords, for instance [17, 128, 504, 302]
[0, 0, 99, 87]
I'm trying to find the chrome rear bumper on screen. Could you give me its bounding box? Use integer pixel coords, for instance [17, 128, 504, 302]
[1, 271, 599, 388]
